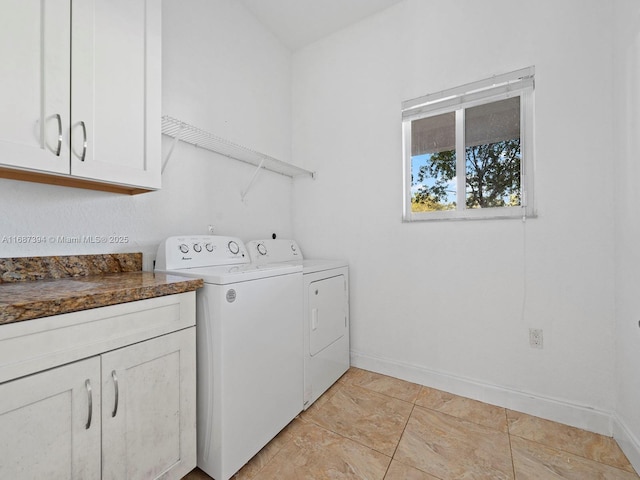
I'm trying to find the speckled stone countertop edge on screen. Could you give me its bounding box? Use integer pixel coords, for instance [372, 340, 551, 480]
[0, 272, 204, 325]
[0, 253, 204, 325]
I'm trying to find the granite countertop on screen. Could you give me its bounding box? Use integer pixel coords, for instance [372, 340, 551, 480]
[0, 253, 203, 325]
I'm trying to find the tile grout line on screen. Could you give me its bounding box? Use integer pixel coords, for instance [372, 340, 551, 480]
[349, 374, 632, 478]
[382, 402, 417, 479]
[186, 368, 640, 479]
[506, 410, 518, 480]
[235, 428, 292, 480]
[320, 376, 424, 478]
[301, 383, 398, 461]
[507, 432, 640, 477]
[505, 410, 640, 478]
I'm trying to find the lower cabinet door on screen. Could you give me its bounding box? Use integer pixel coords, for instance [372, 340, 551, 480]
[101, 328, 196, 480]
[0, 357, 102, 480]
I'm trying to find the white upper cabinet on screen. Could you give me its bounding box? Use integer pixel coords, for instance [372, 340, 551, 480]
[0, 0, 161, 194]
[71, 0, 161, 190]
[0, 0, 71, 174]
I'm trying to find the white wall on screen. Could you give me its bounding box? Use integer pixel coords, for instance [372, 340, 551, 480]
[2, 0, 636, 459]
[0, 0, 293, 261]
[614, 0, 640, 467]
[292, 0, 617, 435]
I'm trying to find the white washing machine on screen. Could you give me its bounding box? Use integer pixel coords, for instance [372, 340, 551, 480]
[246, 239, 349, 409]
[155, 235, 303, 480]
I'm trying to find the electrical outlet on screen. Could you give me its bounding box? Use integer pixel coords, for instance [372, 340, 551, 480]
[529, 328, 543, 349]
[142, 252, 156, 272]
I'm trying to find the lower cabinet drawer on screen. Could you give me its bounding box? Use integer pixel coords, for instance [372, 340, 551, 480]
[0, 291, 195, 384]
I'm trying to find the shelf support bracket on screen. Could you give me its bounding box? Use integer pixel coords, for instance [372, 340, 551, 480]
[240, 157, 266, 201]
[161, 122, 185, 173]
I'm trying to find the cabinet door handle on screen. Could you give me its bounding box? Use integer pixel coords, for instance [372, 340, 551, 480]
[55, 113, 62, 156]
[85, 379, 93, 430]
[111, 370, 119, 418]
[80, 121, 87, 162]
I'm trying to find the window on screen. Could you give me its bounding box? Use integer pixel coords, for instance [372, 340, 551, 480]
[402, 67, 535, 221]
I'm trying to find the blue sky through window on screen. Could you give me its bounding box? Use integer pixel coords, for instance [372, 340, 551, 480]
[411, 153, 456, 204]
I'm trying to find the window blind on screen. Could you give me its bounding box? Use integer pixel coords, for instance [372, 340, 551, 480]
[402, 66, 535, 121]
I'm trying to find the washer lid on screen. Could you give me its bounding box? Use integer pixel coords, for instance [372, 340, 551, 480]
[158, 262, 302, 284]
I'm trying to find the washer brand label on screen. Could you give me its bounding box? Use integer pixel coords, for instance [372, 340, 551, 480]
[226, 289, 236, 303]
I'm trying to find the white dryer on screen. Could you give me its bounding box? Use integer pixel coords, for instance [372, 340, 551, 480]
[246, 239, 349, 409]
[156, 235, 303, 480]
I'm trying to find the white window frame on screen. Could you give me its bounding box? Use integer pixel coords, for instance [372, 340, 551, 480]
[402, 67, 535, 222]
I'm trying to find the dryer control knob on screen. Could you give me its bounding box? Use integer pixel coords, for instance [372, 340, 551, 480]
[228, 240, 240, 255]
[179, 244, 189, 254]
[257, 243, 267, 255]
[193, 243, 202, 253]
[205, 243, 214, 252]
[291, 243, 297, 252]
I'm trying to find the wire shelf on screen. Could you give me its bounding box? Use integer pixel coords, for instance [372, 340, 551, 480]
[161, 115, 315, 179]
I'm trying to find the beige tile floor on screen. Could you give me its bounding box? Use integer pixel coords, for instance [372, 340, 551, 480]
[183, 367, 639, 480]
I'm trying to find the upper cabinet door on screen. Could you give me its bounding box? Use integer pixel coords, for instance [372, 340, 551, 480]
[0, 0, 71, 174]
[71, 0, 161, 190]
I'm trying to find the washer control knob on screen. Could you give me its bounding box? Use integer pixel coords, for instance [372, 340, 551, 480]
[193, 243, 202, 253]
[205, 243, 214, 252]
[179, 244, 189, 254]
[257, 243, 267, 255]
[291, 243, 297, 252]
[228, 240, 240, 255]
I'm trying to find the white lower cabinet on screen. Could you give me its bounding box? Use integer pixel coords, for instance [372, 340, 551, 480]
[0, 293, 197, 480]
[102, 329, 196, 480]
[0, 357, 102, 479]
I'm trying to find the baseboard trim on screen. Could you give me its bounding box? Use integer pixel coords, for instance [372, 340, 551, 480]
[613, 413, 640, 473]
[350, 349, 613, 436]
